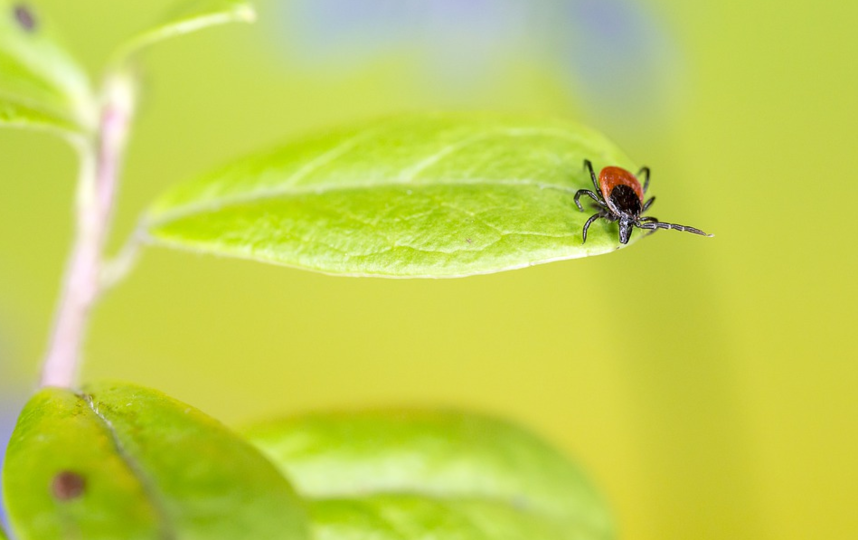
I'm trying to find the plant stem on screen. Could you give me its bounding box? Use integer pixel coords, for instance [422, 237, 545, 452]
[40, 74, 136, 388]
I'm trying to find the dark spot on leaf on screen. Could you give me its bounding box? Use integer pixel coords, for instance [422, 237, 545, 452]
[466, 238, 473, 244]
[52, 471, 86, 500]
[13, 4, 37, 32]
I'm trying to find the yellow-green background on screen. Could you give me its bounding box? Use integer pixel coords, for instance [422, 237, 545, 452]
[1, 1, 856, 539]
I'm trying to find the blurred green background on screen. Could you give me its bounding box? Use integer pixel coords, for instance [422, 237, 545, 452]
[1, 1, 857, 539]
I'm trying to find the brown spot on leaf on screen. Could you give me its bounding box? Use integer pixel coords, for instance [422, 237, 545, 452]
[13, 4, 37, 32]
[52, 471, 86, 500]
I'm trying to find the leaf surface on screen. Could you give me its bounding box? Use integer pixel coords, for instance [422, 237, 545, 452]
[114, 0, 256, 61]
[0, 96, 82, 136]
[310, 496, 587, 540]
[0, 0, 93, 130]
[2, 382, 308, 540]
[246, 410, 614, 540]
[146, 114, 640, 278]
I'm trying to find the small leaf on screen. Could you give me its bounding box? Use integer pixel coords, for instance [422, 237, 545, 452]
[113, 0, 256, 61]
[146, 114, 640, 278]
[246, 410, 614, 540]
[2, 382, 309, 540]
[0, 96, 84, 137]
[0, 1, 94, 129]
[0, 524, 8, 540]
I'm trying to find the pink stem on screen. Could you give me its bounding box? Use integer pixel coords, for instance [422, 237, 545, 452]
[40, 77, 134, 388]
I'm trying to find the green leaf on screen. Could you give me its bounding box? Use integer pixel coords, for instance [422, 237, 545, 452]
[0, 524, 8, 540]
[0, 1, 94, 130]
[0, 96, 84, 137]
[146, 114, 640, 278]
[246, 410, 614, 540]
[309, 496, 592, 540]
[2, 382, 309, 540]
[113, 0, 256, 62]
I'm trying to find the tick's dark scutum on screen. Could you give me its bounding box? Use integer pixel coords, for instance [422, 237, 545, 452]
[609, 184, 642, 216]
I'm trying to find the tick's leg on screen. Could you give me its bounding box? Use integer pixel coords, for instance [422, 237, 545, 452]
[584, 160, 600, 193]
[643, 196, 656, 212]
[637, 216, 659, 236]
[574, 189, 604, 211]
[638, 167, 651, 193]
[638, 221, 712, 237]
[582, 212, 603, 243]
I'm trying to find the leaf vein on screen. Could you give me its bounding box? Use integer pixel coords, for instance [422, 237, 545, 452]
[400, 132, 495, 180]
[149, 179, 579, 227]
[282, 126, 383, 187]
[401, 126, 591, 182]
[81, 394, 176, 540]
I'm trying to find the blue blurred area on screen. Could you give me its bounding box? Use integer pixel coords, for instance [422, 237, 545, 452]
[278, 0, 528, 69]
[556, 0, 682, 125]
[273, 0, 681, 121]
[0, 323, 25, 530]
[274, 0, 531, 102]
[0, 393, 23, 530]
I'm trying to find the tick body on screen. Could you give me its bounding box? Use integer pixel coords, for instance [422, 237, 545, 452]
[575, 160, 712, 244]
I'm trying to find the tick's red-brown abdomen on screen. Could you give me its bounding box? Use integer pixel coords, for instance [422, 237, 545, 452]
[599, 166, 644, 202]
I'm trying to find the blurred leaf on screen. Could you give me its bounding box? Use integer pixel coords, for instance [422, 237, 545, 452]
[0, 96, 84, 137]
[0, 525, 8, 540]
[146, 114, 639, 278]
[2, 382, 309, 540]
[0, 1, 94, 129]
[310, 496, 592, 540]
[114, 0, 256, 61]
[246, 410, 614, 540]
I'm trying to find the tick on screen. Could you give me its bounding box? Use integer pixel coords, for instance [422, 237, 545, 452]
[574, 160, 712, 244]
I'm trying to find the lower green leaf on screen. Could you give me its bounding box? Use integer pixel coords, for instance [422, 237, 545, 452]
[2, 382, 308, 540]
[245, 410, 614, 540]
[311, 496, 589, 540]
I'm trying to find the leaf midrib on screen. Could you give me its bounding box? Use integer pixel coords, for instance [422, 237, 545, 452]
[81, 394, 177, 540]
[148, 177, 580, 227]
